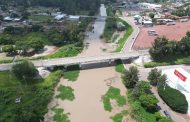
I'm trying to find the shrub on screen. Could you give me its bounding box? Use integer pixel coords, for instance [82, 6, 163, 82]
[12, 60, 39, 81]
[139, 94, 158, 111]
[158, 85, 188, 113]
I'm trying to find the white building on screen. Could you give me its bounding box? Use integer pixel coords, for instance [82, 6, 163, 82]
[138, 3, 162, 10]
[162, 68, 190, 115]
[4, 16, 13, 21]
[68, 15, 80, 21]
[54, 14, 66, 20]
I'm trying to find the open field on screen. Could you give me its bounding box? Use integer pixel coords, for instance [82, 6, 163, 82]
[133, 21, 190, 49]
[29, 15, 54, 22]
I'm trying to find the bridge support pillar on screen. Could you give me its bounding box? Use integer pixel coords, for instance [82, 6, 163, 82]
[79, 63, 82, 69]
[108, 59, 112, 65]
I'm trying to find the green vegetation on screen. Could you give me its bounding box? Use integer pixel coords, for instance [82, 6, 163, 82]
[0, 70, 63, 122]
[128, 88, 169, 122]
[172, 5, 190, 17]
[148, 68, 167, 86]
[45, 45, 82, 59]
[102, 6, 117, 42]
[123, 66, 139, 89]
[147, 32, 190, 67]
[103, 87, 126, 112]
[29, 15, 54, 22]
[158, 84, 188, 113]
[57, 85, 75, 101]
[115, 59, 126, 73]
[12, 60, 39, 81]
[0, 18, 91, 60]
[115, 19, 133, 52]
[53, 107, 70, 122]
[0, 0, 101, 15]
[111, 110, 128, 122]
[63, 65, 80, 81]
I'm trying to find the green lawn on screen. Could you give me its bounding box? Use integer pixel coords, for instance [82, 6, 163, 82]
[53, 107, 70, 122]
[115, 19, 133, 52]
[43, 45, 83, 59]
[0, 70, 63, 122]
[57, 85, 75, 101]
[63, 65, 80, 81]
[103, 87, 126, 112]
[29, 15, 54, 22]
[115, 59, 126, 73]
[111, 110, 128, 122]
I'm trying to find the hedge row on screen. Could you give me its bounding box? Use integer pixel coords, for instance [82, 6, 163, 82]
[158, 84, 188, 113]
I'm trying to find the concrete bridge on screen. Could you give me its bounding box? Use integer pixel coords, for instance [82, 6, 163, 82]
[0, 52, 145, 71]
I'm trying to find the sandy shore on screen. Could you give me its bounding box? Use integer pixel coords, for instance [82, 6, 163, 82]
[44, 66, 135, 122]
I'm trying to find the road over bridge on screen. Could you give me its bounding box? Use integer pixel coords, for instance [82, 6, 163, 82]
[0, 52, 147, 71]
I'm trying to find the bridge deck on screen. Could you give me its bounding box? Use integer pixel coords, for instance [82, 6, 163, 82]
[0, 52, 141, 71]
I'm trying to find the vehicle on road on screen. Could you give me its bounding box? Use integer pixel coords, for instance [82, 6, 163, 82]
[163, 110, 171, 118]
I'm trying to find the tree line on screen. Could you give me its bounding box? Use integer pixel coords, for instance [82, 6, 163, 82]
[0, 19, 91, 56]
[149, 32, 190, 61]
[172, 6, 190, 17]
[0, 0, 101, 15]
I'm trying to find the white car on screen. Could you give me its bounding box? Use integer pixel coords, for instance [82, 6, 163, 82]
[166, 22, 175, 26]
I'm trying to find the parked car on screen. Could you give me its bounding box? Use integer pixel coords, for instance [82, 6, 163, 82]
[167, 22, 175, 26]
[180, 19, 188, 22]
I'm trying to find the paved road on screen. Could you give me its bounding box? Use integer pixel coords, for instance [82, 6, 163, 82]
[120, 15, 140, 53]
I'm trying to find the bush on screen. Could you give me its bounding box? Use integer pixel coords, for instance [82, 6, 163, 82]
[12, 60, 39, 81]
[158, 84, 188, 113]
[139, 94, 158, 111]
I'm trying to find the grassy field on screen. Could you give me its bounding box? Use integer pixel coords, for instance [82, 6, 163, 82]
[53, 107, 70, 122]
[0, 70, 63, 121]
[29, 15, 54, 22]
[144, 56, 190, 68]
[38, 45, 83, 59]
[115, 59, 126, 73]
[57, 85, 75, 101]
[103, 86, 126, 112]
[111, 110, 128, 122]
[115, 19, 133, 52]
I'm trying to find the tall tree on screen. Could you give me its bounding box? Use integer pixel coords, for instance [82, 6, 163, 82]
[123, 66, 139, 88]
[12, 60, 39, 81]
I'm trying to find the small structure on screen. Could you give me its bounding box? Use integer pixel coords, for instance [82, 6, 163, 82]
[133, 15, 141, 20]
[15, 97, 21, 103]
[138, 3, 162, 11]
[68, 15, 80, 21]
[4, 16, 13, 22]
[117, 22, 125, 31]
[162, 68, 190, 115]
[55, 14, 66, 20]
